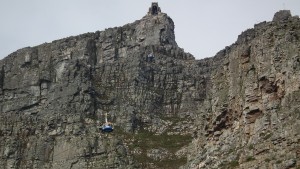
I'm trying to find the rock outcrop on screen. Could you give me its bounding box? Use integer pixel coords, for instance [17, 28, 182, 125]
[183, 10, 300, 169]
[0, 3, 299, 169]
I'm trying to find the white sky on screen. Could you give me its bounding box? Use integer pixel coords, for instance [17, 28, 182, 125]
[0, 0, 300, 60]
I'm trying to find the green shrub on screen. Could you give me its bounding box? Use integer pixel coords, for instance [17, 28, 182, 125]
[264, 133, 273, 140]
[228, 160, 239, 168]
[246, 156, 255, 162]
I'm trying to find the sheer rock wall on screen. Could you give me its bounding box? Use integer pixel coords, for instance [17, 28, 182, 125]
[183, 10, 300, 169]
[0, 8, 299, 169]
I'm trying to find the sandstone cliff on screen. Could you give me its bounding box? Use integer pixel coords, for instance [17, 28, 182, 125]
[183, 10, 300, 169]
[0, 3, 299, 169]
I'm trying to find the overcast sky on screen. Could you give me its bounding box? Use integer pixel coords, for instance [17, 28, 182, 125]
[1, 0, 300, 60]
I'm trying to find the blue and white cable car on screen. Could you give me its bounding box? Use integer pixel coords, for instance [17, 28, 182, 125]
[100, 113, 113, 132]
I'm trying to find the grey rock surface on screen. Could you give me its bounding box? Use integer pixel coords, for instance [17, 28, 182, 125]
[0, 3, 300, 169]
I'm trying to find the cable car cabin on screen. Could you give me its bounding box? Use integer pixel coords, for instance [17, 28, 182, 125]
[100, 113, 114, 133]
[101, 123, 113, 132]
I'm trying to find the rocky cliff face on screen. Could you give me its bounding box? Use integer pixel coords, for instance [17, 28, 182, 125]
[0, 4, 299, 169]
[183, 10, 300, 169]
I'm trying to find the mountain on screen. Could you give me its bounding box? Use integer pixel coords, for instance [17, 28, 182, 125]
[0, 3, 299, 169]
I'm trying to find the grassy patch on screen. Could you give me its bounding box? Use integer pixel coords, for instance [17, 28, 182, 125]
[133, 130, 192, 168]
[229, 149, 234, 153]
[246, 156, 255, 162]
[113, 126, 192, 169]
[259, 132, 273, 140]
[228, 160, 239, 168]
[131, 129, 192, 153]
[156, 157, 187, 169]
[264, 158, 271, 162]
[263, 133, 273, 140]
[219, 160, 239, 169]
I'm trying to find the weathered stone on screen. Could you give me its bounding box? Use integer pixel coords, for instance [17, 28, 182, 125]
[0, 3, 300, 169]
[273, 10, 292, 22]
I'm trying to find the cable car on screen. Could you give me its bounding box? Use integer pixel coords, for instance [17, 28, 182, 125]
[100, 113, 113, 132]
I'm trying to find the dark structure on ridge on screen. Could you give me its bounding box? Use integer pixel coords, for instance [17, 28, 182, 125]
[148, 2, 161, 15]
